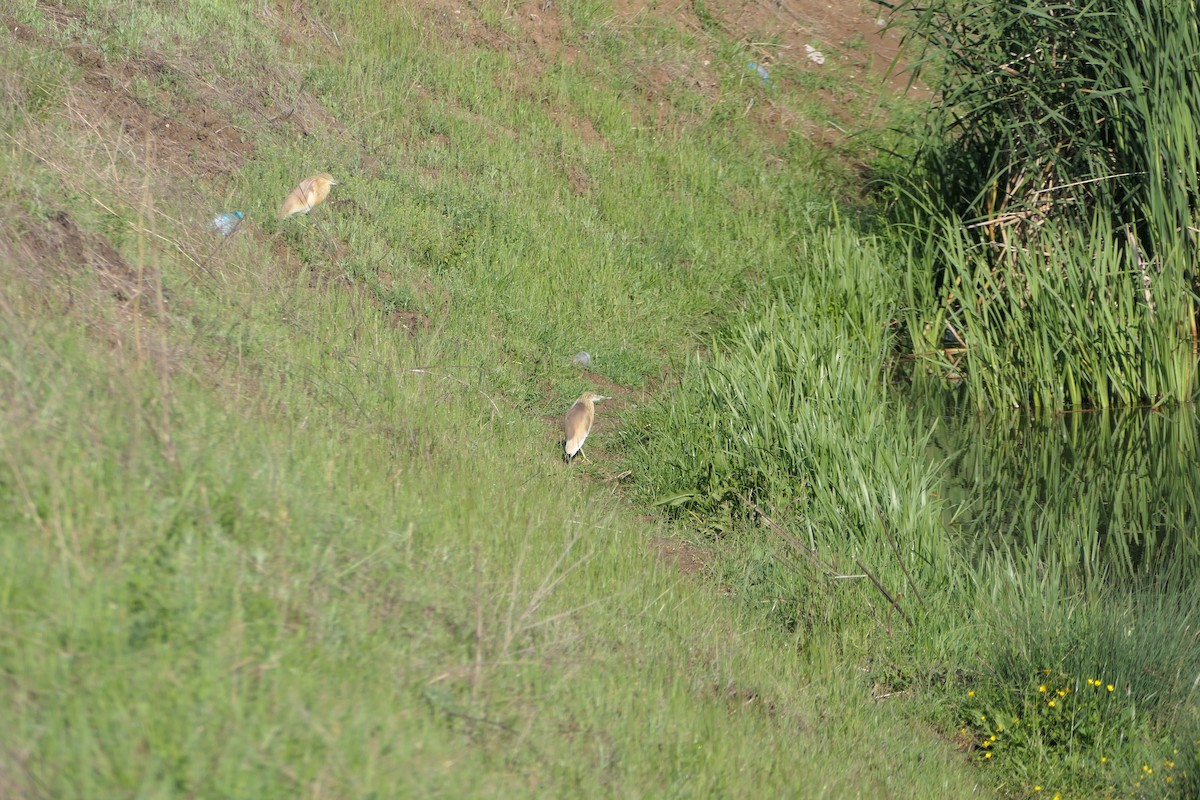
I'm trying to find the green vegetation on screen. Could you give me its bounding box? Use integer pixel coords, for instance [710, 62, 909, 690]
[889, 0, 1200, 411]
[627, 222, 1200, 800]
[0, 0, 985, 797]
[958, 585, 1200, 798]
[5, 0, 1198, 797]
[620, 3, 1200, 798]
[930, 404, 1200, 577]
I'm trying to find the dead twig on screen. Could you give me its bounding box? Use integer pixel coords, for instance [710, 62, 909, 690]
[855, 558, 913, 630]
[748, 498, 845, 578]
[402, 368, 501, 418]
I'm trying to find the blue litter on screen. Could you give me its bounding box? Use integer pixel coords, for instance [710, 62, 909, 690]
[210, 211, 244, 237]
[942, 325, 964, 348]
[747, 62, 769, 83]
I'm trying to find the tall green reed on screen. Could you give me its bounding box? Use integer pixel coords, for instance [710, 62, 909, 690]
[902, 212, 1196, 410]
[626, 225, 960, 628]
[889, 0, 1200, 409]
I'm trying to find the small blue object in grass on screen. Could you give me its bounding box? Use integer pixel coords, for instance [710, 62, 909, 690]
[572, 352, 592, 367]
[210, 211, 244, 237]
[747, 62, 769, 83]
[942, 325, 964, 348]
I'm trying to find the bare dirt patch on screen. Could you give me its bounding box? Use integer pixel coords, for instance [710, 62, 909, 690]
[374, 270, 437, 335]
[509, 0, 568, 63]
[12, 209, 149, 303]
[550, 109, 610, 150]
[650, 534, 710, 575]
[60, 42, 252, 177]
[708, 0, 919, 93]
[3, 206, 187, 368]
[13, 2, 343, 183]
[388, 307, 433, 334]
[611, 0, 927, 152]
[406, 0, 924, 180]
[565, 164, 592, 196]
[266, 0, 344, 57]
[600, 0, 923, 96]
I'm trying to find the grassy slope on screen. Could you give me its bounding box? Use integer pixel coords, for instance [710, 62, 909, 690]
[0, 0, 989, 797]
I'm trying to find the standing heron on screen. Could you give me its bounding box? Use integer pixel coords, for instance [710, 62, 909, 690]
[279, 173, 338, 219]
[563, 391, 610, 464]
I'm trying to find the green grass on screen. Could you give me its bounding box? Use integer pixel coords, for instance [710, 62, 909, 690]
[625, 240, 1200, 797]
[0, 0, 994, 796]
[1, 300, 984, 797]
[617, 84, 1200, 800]
[11, 0, 1194, 796]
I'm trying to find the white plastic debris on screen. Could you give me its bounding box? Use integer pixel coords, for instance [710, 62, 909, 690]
[209, 211, 244, 237]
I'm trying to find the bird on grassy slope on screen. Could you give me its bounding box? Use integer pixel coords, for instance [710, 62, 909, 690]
[278, 173, 338, 219]
[563, 391, 610, 464]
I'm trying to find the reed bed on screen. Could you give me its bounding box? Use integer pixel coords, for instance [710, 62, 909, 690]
[888, 0, 1200, 409]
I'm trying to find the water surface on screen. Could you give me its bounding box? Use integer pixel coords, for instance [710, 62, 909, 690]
[921, 397, 1200, 581]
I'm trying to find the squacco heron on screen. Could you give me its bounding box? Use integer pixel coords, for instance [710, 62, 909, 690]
[563, 391, 610, 464]
[279, 173, 338, 219]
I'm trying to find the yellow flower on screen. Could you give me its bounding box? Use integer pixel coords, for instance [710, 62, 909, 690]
[1033, 787, 1042, 793]
[1106, 684, 1114, 692]
[1057, 689, 1067, 696]
[1039, 684, 1048, 693]
[997, 724, 1005, 732]
[989, 735, 997, 742]
[1100, 756, 1108, 764]
[984, 752, 992, 759]
[1047, 700, 1056, 707]
[1052, 793, 1061, 800]
[967, 690, 975, 697]
[1165, 760, 1175, 768]
[1043, 668, 1052, 675]
[981, 740, 991, 748]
